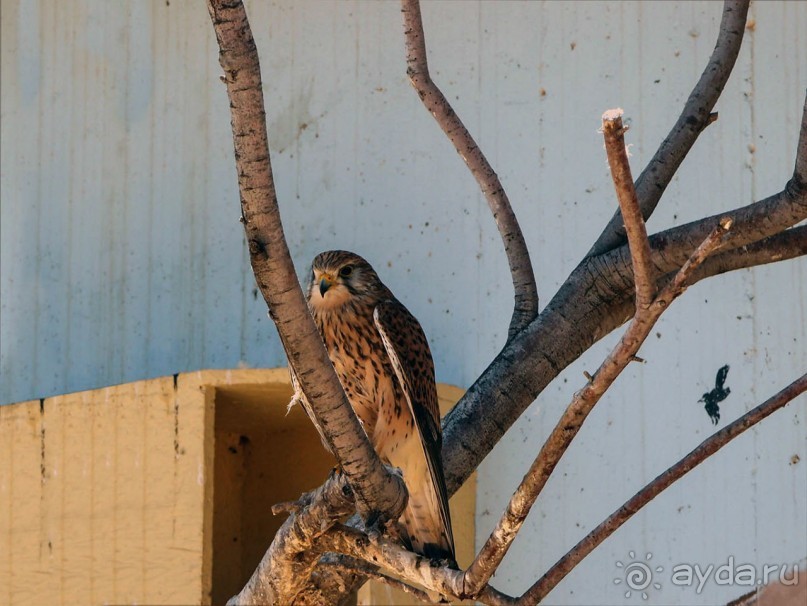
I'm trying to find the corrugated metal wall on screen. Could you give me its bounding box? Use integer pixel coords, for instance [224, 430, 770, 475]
[1, 1, 804, 604]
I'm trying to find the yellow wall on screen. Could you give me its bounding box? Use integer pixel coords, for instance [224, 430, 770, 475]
[0, 373, 214, 605]
[0, 370, 474, 605]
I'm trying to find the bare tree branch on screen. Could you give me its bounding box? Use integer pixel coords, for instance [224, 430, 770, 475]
[318, 559, 433, 604]
[321, 524, 464, 600]
[252, 213, 800, 606]
[587, 225, 807, 353]
[648, 189, 806, 274]
[226, 471, 357, 605]
[459, 220, 732, 596]
[688, 225, 807, 283]
[480, 587, 520, 606]
[441, 90, 806, 491]
[205, 3, 804, 603]
[207, 0, 405, 526]
[606, 93, 807, 285]
[401, 0, 538, 337]
[444, 174, 805, 494]
[667, 88, 807, 265]
[206, 3, 413, 603]
[519, 372, 807, 605]
[727, 588, 761, 606]
[795, 90, 807, 187]
[590, 0, 750, 256]
[314, 524, 517, 605]
[602, 109, 657, 309]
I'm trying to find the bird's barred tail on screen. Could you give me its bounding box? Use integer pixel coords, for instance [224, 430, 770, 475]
[400, 474, 455, 563]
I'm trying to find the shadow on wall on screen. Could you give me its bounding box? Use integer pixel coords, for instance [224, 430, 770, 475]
[212, 381, 336, 605]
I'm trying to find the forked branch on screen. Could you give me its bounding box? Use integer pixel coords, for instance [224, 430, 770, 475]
[314, 524, 517, 605]
[520, 372, 807, 604]
[590, 0, 750, 256]
[444, 89, 806, 493]
[275, 372, 803, 606]
[459, 159, 733, 598]
[441, 153, 805, 498]
[401, 0, 538, 337]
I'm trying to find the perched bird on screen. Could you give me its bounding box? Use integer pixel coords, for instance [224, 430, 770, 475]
[699, 364, 731, 425]
[290, 250, 455, 561]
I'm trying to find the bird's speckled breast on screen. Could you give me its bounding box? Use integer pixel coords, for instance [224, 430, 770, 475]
[313, 303, 405, 448]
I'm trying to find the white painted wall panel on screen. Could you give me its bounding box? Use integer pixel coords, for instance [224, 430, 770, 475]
[1, 1, 804, 604]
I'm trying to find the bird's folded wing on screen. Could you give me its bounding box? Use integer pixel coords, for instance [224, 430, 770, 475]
[373, 300, 455, 557]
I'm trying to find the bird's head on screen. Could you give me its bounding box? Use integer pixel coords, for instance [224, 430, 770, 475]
[307, 250, 386, 312]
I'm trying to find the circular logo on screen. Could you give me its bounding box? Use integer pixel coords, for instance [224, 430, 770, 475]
[614, 551, 664, 600]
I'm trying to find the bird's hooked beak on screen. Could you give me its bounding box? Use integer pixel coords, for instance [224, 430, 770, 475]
[319, 274, 334, 297]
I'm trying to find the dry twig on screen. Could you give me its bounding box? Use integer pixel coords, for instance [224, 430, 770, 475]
[687, 224, 807, 284]
[401, 0, 538, 337]
[520, 372, 807, 604]
[602, 109, 656, 309]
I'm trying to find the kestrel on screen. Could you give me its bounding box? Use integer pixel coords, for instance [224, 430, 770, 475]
[290, 250, 454, 561]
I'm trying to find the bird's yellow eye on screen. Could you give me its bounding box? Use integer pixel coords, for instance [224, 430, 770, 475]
[339, 265, 354, 278]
